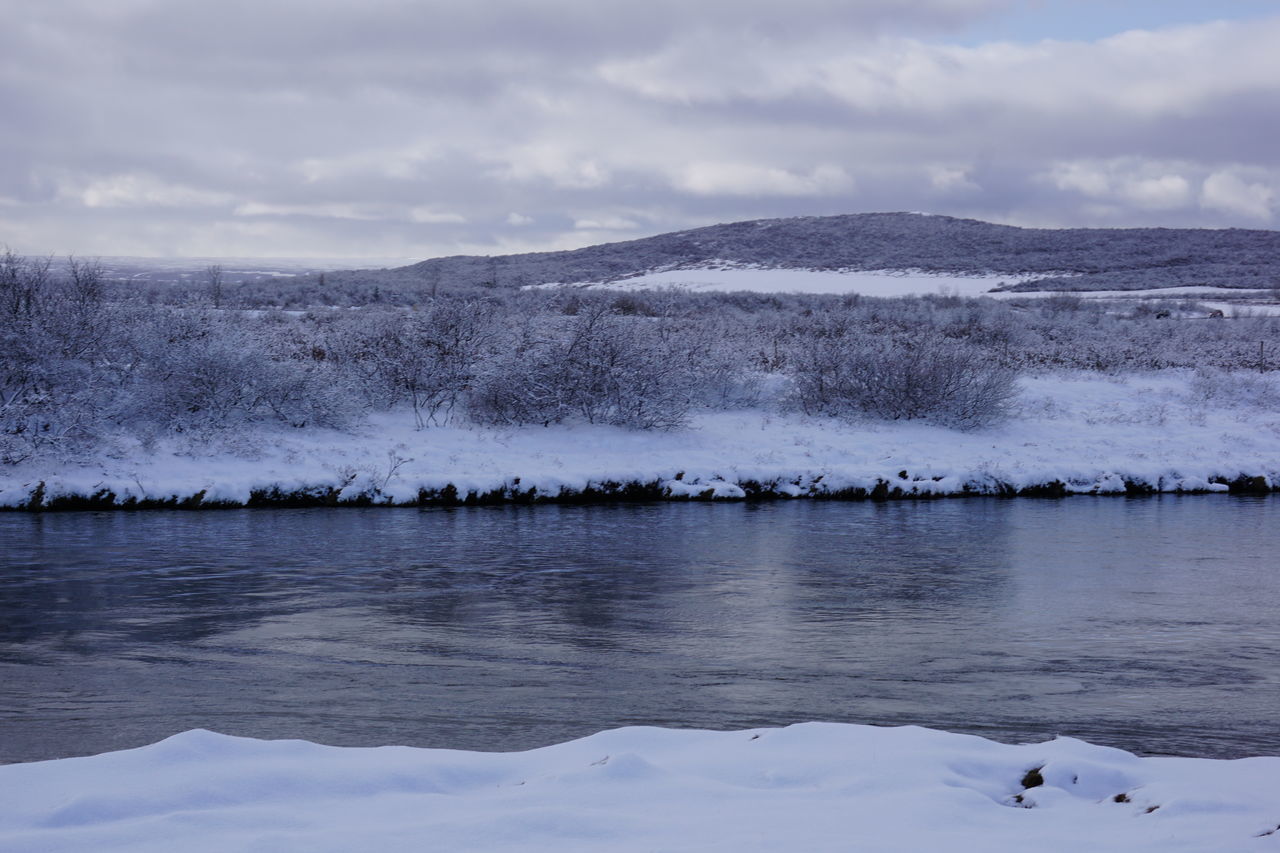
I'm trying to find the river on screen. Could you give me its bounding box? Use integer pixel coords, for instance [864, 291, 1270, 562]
[1, 496, 1277, 764]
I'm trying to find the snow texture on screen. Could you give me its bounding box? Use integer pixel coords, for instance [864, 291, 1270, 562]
[2, 723, 1278, 852]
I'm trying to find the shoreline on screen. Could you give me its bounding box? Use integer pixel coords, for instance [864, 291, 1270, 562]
[5, 470, 1276, 512]
[5, 370, 1279, 512]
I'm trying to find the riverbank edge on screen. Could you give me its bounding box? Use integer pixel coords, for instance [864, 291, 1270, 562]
[3, 471, 1275, 511]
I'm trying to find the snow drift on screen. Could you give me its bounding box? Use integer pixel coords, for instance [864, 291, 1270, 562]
[2, 723, 1278, 852]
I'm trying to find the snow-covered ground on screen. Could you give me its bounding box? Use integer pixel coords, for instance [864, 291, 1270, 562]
[2, 722, 1278, 852]
[3, 371, 1277, 507]
[535, 266, 1034, 297]
[533, 266, 1280, 315]
[1001, 286, 1280, 317]
[1195, 299, 1280, 317]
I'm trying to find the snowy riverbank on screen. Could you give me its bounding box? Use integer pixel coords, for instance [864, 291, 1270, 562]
[3, 723, 1278, 852]
[3, 371, 1278, 509]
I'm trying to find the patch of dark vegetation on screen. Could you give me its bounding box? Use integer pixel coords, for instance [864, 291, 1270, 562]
[1020, 766, 1045, 789]
[7, 473, 1278, 511]
[247, 486, 345, 508]
[415, 479, 669, 506]
[1218, 474, 1272, 493]
[545, 480, 665, 504]
[44, 488, 118, 510]
[18, 486, 228, 511]
[1124, 479, 1158, 495]
[1017, 481, 1068, 498]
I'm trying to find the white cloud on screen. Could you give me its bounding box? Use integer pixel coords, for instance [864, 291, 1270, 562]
[69, 174, 232, 209]
[675, 163, 852, 197]
[1124, 175, 1191, 210]
[1046, 162, 1111, 198]
[506, 212, 534, 226]
[408, 207, 467, 224]
[928, 167, 979, 193]
[299, 143, 444, 183]
[491, 144, 612, 189]
[1041, 159, 1193, 211]
[572, 215, 638, 230]
[1201, 171, 1275, 220]
[234, 202, 388, 220]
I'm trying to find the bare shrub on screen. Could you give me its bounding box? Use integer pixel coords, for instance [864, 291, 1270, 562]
[328, 299, 493, 427]
[468, 307, 697, 429]
[1189, 367, 1280, 410]
[125, 314, 357, 438]
[0, 253, 115, 462]
[789, 330, 1019, 429]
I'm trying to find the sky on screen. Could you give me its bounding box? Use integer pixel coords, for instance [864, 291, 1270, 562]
[1, 0, 1278, 260]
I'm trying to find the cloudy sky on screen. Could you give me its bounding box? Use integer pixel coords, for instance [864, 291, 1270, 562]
[2, 0, 1278, 259]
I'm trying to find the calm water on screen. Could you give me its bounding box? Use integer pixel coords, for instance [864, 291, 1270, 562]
[1, 497, 1277, 764]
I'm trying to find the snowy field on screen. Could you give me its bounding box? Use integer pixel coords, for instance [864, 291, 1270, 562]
[3, 370, 1277, 507]
[2, 723, 1278, 852]
[537, 266, 1033, 297]
[535, 266, 1280, 315]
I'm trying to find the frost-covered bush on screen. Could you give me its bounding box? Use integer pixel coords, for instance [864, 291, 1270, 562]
[327, 299, 494, 427]
[127, 316, 356, 436]
[6, 243, 1280, 464]
[468, 307, 698, 429]
[788, 324, 1018, 429]
[1188, 368, 1280, 410]
[0, 252, 116, 462]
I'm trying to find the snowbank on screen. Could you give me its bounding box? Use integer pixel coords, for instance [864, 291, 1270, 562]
[2, 723, 1277, 852]
[2, 371, 1277, 509]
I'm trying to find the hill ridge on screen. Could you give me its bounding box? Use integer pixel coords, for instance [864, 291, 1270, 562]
[328, 212, 1280, 293]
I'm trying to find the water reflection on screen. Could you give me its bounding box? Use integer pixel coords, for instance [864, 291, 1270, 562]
[1, 497, 1277, 764]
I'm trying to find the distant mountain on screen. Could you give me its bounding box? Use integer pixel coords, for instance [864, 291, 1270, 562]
[329, 212, 1280, 293]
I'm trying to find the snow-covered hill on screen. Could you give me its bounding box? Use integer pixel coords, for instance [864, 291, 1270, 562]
[320, 212, 1280, 297]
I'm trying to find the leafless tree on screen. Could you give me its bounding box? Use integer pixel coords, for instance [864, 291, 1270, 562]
[206, 264, 224, 309]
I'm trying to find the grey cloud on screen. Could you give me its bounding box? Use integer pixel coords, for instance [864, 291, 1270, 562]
[1, 1, 1277, 257]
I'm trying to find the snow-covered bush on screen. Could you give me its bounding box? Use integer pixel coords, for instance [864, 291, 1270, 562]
[127, 316, 356, 437]
[788, 325, 1018, 429]
[468, 306, 698, 429]
[0, 252, 115, 462]
[1188, 367, 1280, 410]
[326, 299, 494, 427]
[6, 244, 1280, 463]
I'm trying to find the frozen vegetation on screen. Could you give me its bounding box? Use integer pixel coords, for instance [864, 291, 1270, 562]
[3, 246, 1280, 506]
[3, 723, 1280, 852]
